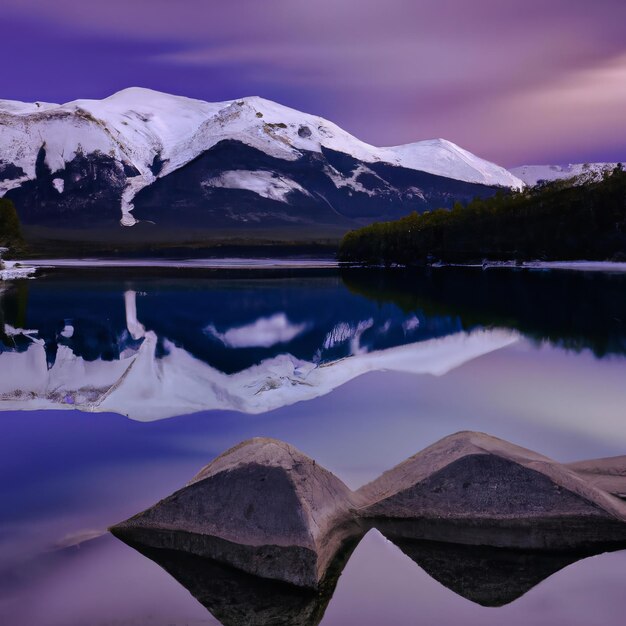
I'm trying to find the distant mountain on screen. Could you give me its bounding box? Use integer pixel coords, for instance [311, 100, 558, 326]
[0, 88, 522, 244]
[510, 163, 620, 187]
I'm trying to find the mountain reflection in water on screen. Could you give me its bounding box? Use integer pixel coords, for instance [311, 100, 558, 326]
[1, 267, 625, 420]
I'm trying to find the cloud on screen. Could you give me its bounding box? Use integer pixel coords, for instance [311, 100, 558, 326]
[205, 314, 308, 348]
[496, 53, 626, 163]
[420, 52, 626, 165]
[3, 0, 626, 163]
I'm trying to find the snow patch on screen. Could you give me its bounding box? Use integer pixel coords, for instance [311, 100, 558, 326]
[52, 178, 64, 193]
[323, 319, 374, 353]
[60, 324, 74, 339]
[0, 259, 36, 281]
[0, 175, 30, 197]
[204, 170, 310, 203]
[124, 290, 146, 340]
[324, 163, 389, 197]
[402, 316, 420, 332]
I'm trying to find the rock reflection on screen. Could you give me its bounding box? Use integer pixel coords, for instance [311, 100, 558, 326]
[384, 538, 616, 607]
[111, 434, 626, 624]
[123, 537, 360, 626]
[118, 531, 626, 624]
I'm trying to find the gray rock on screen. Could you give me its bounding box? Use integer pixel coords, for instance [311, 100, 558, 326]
[111, 438, 362, 588]
[298, 125, 312, 138]
[356, 431, 626, 549]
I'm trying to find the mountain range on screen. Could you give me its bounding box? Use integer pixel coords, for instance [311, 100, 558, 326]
[0, 88, 524, 245]
[0, 88, 618, 246]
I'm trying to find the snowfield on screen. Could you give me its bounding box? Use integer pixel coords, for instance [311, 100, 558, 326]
[204, 170, 311, 203]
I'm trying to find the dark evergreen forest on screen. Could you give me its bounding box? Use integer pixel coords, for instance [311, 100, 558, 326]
[339, 166, 626, 265]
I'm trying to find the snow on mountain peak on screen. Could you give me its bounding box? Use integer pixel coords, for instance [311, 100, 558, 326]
[384, 138, 524, 189]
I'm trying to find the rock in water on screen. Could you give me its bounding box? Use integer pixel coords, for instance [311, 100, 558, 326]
[110, 438, 362, 588]
[112, 431, 626, 600]
[356, 431, 626, 549]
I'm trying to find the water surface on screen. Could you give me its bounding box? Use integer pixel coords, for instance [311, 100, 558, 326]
[1, 266, 625, 625]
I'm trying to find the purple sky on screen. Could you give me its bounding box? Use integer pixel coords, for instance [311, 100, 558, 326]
[3, 0, 626, 166]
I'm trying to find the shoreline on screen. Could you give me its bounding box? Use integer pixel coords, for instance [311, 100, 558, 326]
[3, 257, 626, 275]
[344, 260, 626, 273]
[15, 257, 340, 270]
[438, 260, 626, 273]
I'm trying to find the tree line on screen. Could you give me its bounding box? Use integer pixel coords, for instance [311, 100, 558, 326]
[338, 166, 626, 265]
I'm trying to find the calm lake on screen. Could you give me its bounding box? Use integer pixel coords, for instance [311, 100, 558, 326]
[1, 265, 626, 625]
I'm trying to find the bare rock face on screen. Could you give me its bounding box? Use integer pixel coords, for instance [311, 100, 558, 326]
[356, 431, 626, 549]
[110, 438, 362, 588]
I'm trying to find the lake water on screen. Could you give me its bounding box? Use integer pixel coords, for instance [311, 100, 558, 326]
[1, 265, 626, 625]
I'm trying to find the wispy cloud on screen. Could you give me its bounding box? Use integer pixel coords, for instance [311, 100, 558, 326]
[3, 0, 626, 164]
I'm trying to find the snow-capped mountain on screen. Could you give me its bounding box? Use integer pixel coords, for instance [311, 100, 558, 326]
[510, 163, 620, 187]
[0, 88, 523, 241]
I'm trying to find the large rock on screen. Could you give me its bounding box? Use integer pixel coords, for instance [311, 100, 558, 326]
[356, 431, 626, 549]
[111, 431, 626, 605]
[110, 438, 362, 588]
